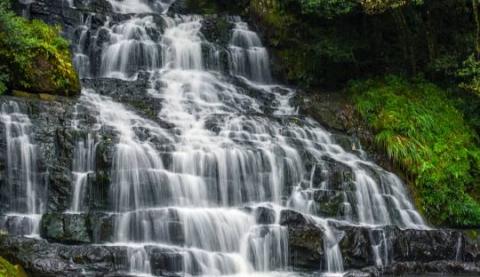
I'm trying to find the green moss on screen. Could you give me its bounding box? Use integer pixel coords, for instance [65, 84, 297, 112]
[0, 1, 80, 96]
[0, 257, 26, 277]
[351, 75, 480, 227]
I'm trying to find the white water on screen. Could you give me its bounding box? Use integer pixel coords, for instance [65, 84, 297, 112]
[0, 102, 44, 236]
[69, 133, 96, 212]
[107, 0, 175, 14]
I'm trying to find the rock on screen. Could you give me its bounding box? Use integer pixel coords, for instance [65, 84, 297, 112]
[279, 209, 325, 270]
[90, 137, 115, 211]
[41, 213, 91, 244]
[0, 235, 128, 276]
[338, 226, 377, 269]
[312, 189, 349, 218]
[382, 260, 480, 276]
[280, 209, 308, 226]
[89, 212, 115, 243]
[254, 206, 276, 224]
[146, 246, 184, 276]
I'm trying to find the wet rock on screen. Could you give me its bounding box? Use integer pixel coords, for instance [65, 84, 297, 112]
[41, 213, 91, 244]
[0, 235, 128, 276]
[382, 260, 480, 276]
[82, 77, 162, 121]
[280, 209, 325, 270]
[0, 96, 76, 214]
[201, 16, 233, 46]
[254, 206, 276, 224]
[90, 137, 114, 211]
[89, 212, 115, 243]
[311, 189, 348, 218]
[338, 225, 480, 273]
[338, 226, 376, 269]
[146, 247, 184, 276]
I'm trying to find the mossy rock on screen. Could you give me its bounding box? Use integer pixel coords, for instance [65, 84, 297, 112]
[0, 8, 80, 97]
[23, 51, 80, 97]
[11, 90, 59, 101]
[0, 257, 27, 277]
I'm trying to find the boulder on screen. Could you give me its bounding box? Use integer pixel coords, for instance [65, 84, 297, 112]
[280, 209, 325, 270]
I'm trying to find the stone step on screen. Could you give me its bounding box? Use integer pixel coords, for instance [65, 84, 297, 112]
[280, 209, 480, 274]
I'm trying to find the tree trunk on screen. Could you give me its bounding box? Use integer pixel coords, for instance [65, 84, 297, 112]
[473, 0, 480, 58]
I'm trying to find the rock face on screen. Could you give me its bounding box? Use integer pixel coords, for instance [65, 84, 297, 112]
[280, 209, 480, 275]
[0, 235, 129, 276]
[41, 213, 91, 244]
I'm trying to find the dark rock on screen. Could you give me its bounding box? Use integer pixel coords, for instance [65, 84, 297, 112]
[279, 209, 325, 270]
[146, 246, 184, 276]
[338, 226, 377, 269]
[254, 206, 276, 224]
[0, 235, 128, 276]
[41, 213, 91, 244]
[382, 260, 480, 276]
[280, 209, 308, 226]
[89, 212, 115, 243]
[312, 189, 349, 218]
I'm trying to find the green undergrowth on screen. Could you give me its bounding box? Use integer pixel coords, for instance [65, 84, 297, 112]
[351, 75, 480, 227]
[0, 1, 79, 95]
[0, 257, 26, 277]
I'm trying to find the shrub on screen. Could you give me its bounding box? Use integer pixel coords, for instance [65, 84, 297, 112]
[0, 256, 26, 277]
[351, 75, 480, 227]
[0, 1, 79, 95]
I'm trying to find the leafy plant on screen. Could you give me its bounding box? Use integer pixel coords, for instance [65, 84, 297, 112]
[351, 75, 480, 227]
[0, 0, 79, 95]
[0, 256, 26, 277]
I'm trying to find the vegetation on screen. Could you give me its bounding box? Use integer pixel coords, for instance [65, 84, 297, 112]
[0, 1, 79, 96]
[0, 257, 26, 277]
[351, 76, 480, 227]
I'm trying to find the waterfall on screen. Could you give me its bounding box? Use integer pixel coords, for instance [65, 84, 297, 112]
[0, 0, 431, 275]
[73, 14, 92, 78]
[69, 133, 96, 213]
[66, 7, 427, 274]
[229, 18, 272, 83]
[0, 102, 44, 237]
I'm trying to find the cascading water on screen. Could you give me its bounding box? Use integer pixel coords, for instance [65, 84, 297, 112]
[68, 4, 426, 274]
[0, 102, 44, 237]
[229, 17, 272, 83]
[107, 0, 175, 14]
[2, 0, 431, 276]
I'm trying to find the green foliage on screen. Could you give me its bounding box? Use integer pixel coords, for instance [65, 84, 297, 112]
[351, 76, 480, 227]
[296, 0, 358, 18]
[0, 69, 8, 95]
[281, 0, 424, 17]
[251, 0, 361, 88]
[361, 0, 423, 14]
[458, 54, 480, 96]
[0, 0, 79, 95]
[0, 256, 26, 277]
